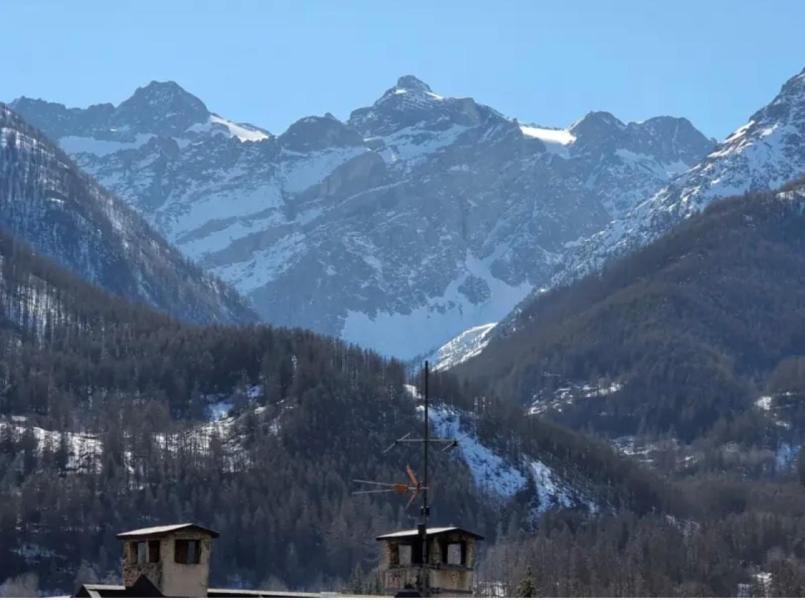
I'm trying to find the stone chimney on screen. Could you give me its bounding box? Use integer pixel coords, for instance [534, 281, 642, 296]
[116, 523, 219, 597]
[376, 526, 483, 597]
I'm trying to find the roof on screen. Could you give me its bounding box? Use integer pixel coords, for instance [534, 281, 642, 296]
[76, 583, 378, 598]
[376, 526, 484, 541]
[116, 523, 220, 539]
[75, 583, 125, 597]
[74, 577, 162, 597]
[208, 588, 324, 598]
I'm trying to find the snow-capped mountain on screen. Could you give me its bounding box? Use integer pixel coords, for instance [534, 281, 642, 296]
[11, 77, 713, 358]
[549, 67, 805, 290]
[0, 104, 256, 325]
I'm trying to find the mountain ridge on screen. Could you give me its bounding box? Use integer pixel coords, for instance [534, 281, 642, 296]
[0, 103, 257, 325]
[10, 76, 714, 358]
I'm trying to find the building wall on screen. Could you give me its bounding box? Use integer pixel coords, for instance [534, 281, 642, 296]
[122, 542, 162, 589]
[121, 532, 213, 597]
[160, 534, 214, 597]
[379, 533, 478, 597]
[381, 566, 474, 597]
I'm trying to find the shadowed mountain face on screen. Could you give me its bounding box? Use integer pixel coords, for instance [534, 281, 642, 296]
[0, 104, 256, 325]
[458, 181, 805, 443]
[11, 76, 713, 358]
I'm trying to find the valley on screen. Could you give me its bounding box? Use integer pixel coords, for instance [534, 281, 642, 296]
[1, 9, 805, 594]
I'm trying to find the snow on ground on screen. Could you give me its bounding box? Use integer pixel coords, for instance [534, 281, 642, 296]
[208, 115, 270, 142]
[170, 182, 285, 245]
[0, 421, 102, 472]
[184, 115, 270, 143]
[0, 386, 276, 475]
[211, 231, 307, 292]
[776, 442, 799, 472]
[520, 124, 576, 157]
[423, 403, 527, 499]
[614, 148, 690, 178]
[342, 250, 533, 360]
[428, 322, 496, 371]
[520, 124, 576, 145]
[12, 543, 58, 562]
[59, 134, 155, 156]
[404, 386, 598, 512]
[280, 147, 366, 193]
[207, 400, 233, 420]
[528, 380, 623, 415]
[755, 395, 773, 411]
[530, 460, 597, 515]
[378, 124, 468, 166]
[610, 436, 664, 466]
[403, 383, 422, 400]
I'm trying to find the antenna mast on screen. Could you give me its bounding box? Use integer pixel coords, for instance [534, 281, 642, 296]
[352, 360, 458, 597]
[420, 360, 430, 593]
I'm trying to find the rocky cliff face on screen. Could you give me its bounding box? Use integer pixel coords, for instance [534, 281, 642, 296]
[12, 77, 713, 358]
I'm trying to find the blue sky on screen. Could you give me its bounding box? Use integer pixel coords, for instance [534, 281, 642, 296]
[2, 0, 804, 139]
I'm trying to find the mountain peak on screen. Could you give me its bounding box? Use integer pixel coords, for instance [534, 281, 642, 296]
[395, 75, 432, 94]
[279, 113, 363, 151]
[123, 81, 207, 111]
[570, 111, 625, 134]
[111, 81, 209, 134]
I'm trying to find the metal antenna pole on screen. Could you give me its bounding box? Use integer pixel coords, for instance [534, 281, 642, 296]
[423, 359, 429, 521]
[420, 360, 430, 596]
[353, 360, 458, 596]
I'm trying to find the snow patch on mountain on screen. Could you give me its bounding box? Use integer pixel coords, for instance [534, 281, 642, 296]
[377, 123, 469, 166]
[0, 388, 278, 476]
[59, 133, 155, 156]
[212, 231, 307, 290]
[424, 404, 528, 499]
[0, 420, 102, 473]
[528, 380, 624, 416]
[530, 459, 598, 515]
[520, 124, 576, 156]
[342, 252, 531, 359]
[428, 322, 497, 371]
[280, 146, 367, 192]
[406, 385, 601, 512]
[207, 114, 270, 142]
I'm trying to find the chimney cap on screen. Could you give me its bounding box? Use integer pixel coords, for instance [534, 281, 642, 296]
[116, 522, 220, 539]
[376, 525, 483, 541]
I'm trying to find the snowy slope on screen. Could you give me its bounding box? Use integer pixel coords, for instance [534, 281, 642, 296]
[12, 77, 713, 358]
[0, 389, 282, 476]
[423, 322, 497, 371]
[549, 67, 805, 291]
[407, 384, 599, 513]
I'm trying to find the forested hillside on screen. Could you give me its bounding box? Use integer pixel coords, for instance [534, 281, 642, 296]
[0, 104, 256, 326]
[0, 228, 672, 594]
[450, 182, 805, 597]
[458, 181, 805, 447]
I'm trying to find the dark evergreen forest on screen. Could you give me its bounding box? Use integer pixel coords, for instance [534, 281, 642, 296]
[5, 174, 805, 595]
[459, 182, 805, 445]
[0, 230, 672, 594]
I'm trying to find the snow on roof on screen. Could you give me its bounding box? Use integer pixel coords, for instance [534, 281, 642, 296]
[376, 526, 483, 540]
[208, 588, 324, 598]
[116, 523, 220, 539]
